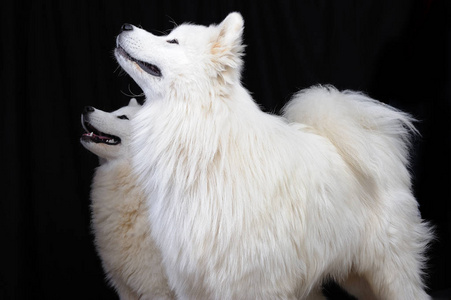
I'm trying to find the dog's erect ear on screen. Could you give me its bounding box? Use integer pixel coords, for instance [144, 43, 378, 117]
[216, 12, 244, 52]
[128, 98, 141, 107]
[210, 12, 245, 82]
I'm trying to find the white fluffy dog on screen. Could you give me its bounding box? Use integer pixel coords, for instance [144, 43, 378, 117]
[81, 99, 175, 300]
[115, 12, 432, 299]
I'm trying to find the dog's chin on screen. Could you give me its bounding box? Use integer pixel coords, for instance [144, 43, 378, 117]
[80, 139, 122, 162]
[115, 48, 165, 104]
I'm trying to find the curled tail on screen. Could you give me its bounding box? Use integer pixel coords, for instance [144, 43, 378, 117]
[282, 85, 418, 185]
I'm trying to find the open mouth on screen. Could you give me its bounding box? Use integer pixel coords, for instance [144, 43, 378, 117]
[81, 118, 121, 145]
[116, 46, 162, 77]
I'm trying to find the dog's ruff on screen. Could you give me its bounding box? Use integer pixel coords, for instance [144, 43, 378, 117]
[115, 12, 432, 299]
[81, 99, 175, 300]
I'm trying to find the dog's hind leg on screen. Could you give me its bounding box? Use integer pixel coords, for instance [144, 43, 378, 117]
[361, 223, 431, 299]
[364, 263, 430, 299]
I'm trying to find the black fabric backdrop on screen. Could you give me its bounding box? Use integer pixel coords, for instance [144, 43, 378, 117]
[2, 0, 450, 299]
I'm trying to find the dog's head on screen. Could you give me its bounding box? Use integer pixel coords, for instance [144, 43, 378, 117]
[115, 12, 245, 103]
[80, 98, 141, 162]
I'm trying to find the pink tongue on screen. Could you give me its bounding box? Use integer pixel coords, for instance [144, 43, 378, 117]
[97, 135, 110, 140]
[83, 132, 110, 140]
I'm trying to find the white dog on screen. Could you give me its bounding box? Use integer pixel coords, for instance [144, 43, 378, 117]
[81, 99, 174, 300]
[115, 13, 432, 299]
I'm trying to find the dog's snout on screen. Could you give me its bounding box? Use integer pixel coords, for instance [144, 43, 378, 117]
[121, 23, 134, 32]
[84, 106, 95, 114]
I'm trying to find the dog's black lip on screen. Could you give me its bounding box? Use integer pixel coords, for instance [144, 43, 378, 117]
[116, 45, 162, 77]
[116, 46, 134, 61]
[81, 118, 121, 145]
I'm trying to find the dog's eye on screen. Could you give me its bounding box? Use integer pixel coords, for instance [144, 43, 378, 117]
[167, 39, 179, 45]
[117, 115, 129, 120]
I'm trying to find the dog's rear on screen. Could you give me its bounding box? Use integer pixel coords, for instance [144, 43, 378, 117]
[283, 85, 433, 299]
[283, 85, 416, 182]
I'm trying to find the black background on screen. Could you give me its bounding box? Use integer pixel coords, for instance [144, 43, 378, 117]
[2, 0, 450, 299]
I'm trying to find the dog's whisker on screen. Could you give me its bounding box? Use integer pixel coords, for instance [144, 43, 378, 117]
[119, 85, 144, 98]
[166, 15, 178, 28]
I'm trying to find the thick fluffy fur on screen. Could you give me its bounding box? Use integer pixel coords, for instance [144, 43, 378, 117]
[115, 13, 432, 299]
[80, 100, 174, 300]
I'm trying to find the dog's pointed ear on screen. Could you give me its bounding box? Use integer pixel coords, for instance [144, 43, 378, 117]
[210, 12, 245, 81]
[217, 12, 244, 51]
[128, 98, 140, 107]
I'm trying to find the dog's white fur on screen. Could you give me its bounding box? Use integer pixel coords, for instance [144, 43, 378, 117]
[80, 99, 175, 300]
[115, 13, 432, 299]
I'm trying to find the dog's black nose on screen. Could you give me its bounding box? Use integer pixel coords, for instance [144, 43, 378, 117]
[83, 106, 95, 114]
[121, 23, 133, 32]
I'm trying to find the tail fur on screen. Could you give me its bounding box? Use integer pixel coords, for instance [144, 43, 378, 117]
[282, 85, 418, 185]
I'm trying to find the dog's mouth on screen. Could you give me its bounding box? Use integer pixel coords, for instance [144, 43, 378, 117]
[81, 117, 121, 145]
[116, 46, 162, 77]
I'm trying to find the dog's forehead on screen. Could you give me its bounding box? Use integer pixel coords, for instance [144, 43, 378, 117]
[169, 23, 216, 41]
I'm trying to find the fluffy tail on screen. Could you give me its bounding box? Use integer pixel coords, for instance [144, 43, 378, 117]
[282, 85, 418, 184]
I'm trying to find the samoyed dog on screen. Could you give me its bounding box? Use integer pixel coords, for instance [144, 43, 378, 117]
[115, 12, 432, 299]
[80, 99, 175, 300]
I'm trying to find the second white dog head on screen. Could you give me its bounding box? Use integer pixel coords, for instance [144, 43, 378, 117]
[80, 98, 141, 163]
